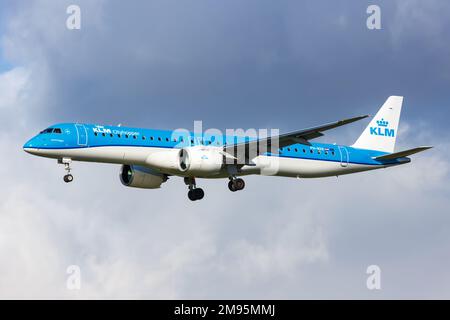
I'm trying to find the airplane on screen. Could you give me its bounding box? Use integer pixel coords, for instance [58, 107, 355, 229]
[23, 96, 432, 201]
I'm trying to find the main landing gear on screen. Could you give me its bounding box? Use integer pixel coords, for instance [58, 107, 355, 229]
[228, 177, 245, 192]
[58, 158, 74, 183]
[184, 177, 205, 201]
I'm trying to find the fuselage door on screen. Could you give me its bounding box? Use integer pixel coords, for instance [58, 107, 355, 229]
[75, 124, 88, 146]
[338, 146, 349, 167]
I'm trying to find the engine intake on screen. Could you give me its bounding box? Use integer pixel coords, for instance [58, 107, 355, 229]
[178, 146, 224, 175]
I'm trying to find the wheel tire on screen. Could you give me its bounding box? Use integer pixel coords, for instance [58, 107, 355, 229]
[188, 190, 197, 201]
[228, 180, 236, 192]
[64, 174, 73, 183]
[194, 188, 204, 200]
[235, 178, 245, 190]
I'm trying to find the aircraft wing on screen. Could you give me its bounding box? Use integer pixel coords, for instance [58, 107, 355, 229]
[223, 114, 369, 163]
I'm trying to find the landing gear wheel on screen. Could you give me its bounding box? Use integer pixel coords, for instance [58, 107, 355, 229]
[194, 188, 204, 200]
[228, 180, 237, 192]
[188, 190, 196, 201]
[228, 178, 245, 192]
[63, 174, 73, 183]
[188, 188, 205, 201]
[235, 178, 245, 190]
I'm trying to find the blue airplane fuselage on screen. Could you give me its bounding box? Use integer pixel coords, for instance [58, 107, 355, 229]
[23, 122, 408, 179]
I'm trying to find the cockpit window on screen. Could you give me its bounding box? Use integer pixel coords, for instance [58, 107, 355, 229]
[40, 128, 54, 134]
[39, 128, 62, 134]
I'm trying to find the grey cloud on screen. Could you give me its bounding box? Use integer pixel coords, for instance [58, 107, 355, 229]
[3, 0, 450, 131]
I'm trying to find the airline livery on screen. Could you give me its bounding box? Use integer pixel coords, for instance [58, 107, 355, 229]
[23, 96, 431, 201]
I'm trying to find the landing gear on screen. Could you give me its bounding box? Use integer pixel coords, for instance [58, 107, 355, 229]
[58, 158, 74, 183]
[63, 174, 74, 183]
[184, 177, 205, 201]
[228, 177, 245, 192]
[188, 188, 204, 201]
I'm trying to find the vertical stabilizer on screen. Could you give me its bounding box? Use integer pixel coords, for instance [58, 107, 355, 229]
[352, 96, 403, 153]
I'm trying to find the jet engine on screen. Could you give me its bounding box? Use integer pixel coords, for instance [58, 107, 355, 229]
[120, 165, 168, 189]
[178, 146, 224, 175]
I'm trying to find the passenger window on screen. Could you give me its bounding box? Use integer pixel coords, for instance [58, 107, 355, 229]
[125, 135, 129, 138]
[310, 149, 313, 154]
[294, 148, 298, 152]
[102, 133, 106, 137]
[287, 148, 291, 152]
[133, 136, 136, 139]
[54, 128, 62, 134]
[166, 137, 169, 142]
[117, 134, 121, 138]
[150, 137, 154, 140]
[94, 132, 98, 136]
[158, 137, 161, 141]
[110, 134, 113, 137]
[142, 136, 146, 140]
[303, 149, 306, 153]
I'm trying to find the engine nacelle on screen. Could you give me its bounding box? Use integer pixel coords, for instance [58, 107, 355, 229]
[178, 146, 224, 175]
[120, 165, 167, 189]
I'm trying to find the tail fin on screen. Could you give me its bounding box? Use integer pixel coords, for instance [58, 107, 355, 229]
[352, 96, 403, 153]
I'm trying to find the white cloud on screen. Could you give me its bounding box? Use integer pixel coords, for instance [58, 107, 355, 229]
[1, 127, 449, 298]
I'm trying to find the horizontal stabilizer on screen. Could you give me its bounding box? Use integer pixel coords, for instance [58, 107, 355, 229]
[373, 146, 432, 161]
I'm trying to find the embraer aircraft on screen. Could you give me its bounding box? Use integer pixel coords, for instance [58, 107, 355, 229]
[23, 96, 431, 201]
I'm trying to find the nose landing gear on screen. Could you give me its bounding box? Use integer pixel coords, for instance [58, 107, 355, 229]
[184, 177, 205, 201]
[63, 174, 74, 183]
[58, 158, 74, 183]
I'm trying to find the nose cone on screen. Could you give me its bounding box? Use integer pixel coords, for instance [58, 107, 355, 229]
[23, 137, 38, 154]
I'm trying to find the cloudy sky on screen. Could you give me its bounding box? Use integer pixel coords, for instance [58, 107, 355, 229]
[0, 0, 449, 299]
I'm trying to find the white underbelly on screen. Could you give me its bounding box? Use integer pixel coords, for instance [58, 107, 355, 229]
[241, 156, 379, 178]
[32, 147, 381, 178]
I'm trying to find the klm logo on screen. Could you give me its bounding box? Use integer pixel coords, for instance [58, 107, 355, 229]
[370, 118, 395, 137]
[93, 125, 112, 134]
